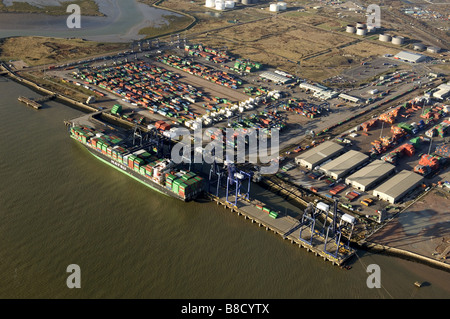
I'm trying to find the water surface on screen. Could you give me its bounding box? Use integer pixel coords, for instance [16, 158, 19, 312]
[0, 0, 182, 42]
[0, 77, 449, 299]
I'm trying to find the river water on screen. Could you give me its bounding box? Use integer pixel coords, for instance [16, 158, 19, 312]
[0, 77, 449, 299]
[0, 0, 182, 42]
[0, 0, 449, 300]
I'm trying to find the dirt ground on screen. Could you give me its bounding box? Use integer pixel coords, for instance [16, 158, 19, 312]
[368, 188, 450, 265]
[0, 37, 128, 67]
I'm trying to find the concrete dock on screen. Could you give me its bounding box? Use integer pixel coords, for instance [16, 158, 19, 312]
[18, 96, 43, 109]
[207, 191, 356, 267]
[18, 94, 56, 110]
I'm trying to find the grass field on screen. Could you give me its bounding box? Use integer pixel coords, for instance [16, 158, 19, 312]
[0, 0, 103, 16]
[0, 37, 128, 66]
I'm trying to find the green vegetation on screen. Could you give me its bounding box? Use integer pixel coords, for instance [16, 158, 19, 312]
[0, 0, 103, 16]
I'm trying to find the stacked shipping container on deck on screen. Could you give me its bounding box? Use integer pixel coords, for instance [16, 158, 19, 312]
[255, 203, 279, 219]
[70, 125, 203, 200]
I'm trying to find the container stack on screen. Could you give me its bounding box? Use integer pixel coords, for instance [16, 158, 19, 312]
[381, 151, 399, 164]
[185, 44, 232, 63]
[436, 120, 450, 137]
[409, 137, 421, 148]
[70, 125, 204, 200]
[435, 144, 450, 158]
[73, 60, 205, 123]
[414, 154, 440, 176]
[111, 104, 122, 115]
[155, 120, 171, 131]
[282, 98, 324, 119]
[255, 204, 279, 219]
[233, 60, 262, 73]
[379, 108, 400, 124]
[157, 54, 242, 89]
[361, 119, 378, 132]
[171, 172, 203, 200]
[71, 126, 95, 144]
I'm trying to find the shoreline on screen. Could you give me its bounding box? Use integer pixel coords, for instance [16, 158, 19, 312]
[356, 241, 450, 273]
[0, 0, 190, 43]
[0, 0, 105, 17]
[1, 59, 450, 274]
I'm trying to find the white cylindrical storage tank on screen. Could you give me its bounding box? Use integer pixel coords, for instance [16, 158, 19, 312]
[413, 43, 425, 51]
[356, 22, 365, 29]
[277, 2, 287, 10]
[346, 25, 356, 33]
[224, 0, 235, 8]
[356, 27, 367, 36]
[379, 34, 391, 42]
[205, 0, 215, 7]
[215, 0, 225, 10]
[427, 46, 440, 53]
[270, 3, 279, 12]
[392, 36, 404, 45]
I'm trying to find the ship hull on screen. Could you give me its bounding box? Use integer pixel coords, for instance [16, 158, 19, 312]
[71, 136, 187, 201]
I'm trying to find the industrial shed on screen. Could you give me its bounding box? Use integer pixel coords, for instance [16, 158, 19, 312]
[339, 93, 360, 103]
[319, 150, 369, 180]
[394, 51, 426, 63]
[299, 82, 325, 93]
[295, 141, 345, 169]
[433, 82, 450, 100]
[373, 170, 423, 204]
[345, 160, 395, 191]
[259, 71, 291, 84]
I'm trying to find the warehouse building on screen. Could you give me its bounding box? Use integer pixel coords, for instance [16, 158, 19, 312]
[373, 170, 423, 204]
[427, 46, 441, 54]
[339, 93, 360, 103]
[319, 150, 369, 180]
[259, 71, 292, 84]
[433, 82, 450, 100]
[314, 90, 338, 100]
[299, 82, 325, 93]
[295, 141, 345, 169]
[394, 51, 427, 63]
[345, 160, 395, 191]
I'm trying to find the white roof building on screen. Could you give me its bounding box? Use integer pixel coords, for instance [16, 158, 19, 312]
[339, 93, 360, 103]
[299, 82, 325, 93]
[295, 141, 345, 169]
[345, 160, 395, 191]
[433, 82, 450, 100]
[373, 170, 423, 204]
[319, 150, 369, 180]
[260, 71, 292, 84]
[394, 51, 427, 63]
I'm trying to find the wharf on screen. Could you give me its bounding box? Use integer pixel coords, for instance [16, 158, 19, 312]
[207, 192, 356, 267]
[18, 94, 56, 109]
[18, 96, 42, 109]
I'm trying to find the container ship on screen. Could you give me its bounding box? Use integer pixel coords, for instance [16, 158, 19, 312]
[69, 124, 203, 201]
